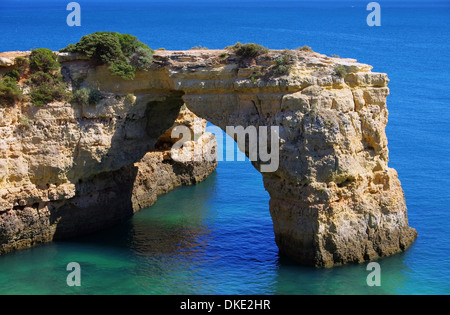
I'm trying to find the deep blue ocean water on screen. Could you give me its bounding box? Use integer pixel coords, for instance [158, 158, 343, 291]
[0, 0, 449, 294]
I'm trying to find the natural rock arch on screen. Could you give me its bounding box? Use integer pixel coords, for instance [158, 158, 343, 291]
[0, 49, 416, 267]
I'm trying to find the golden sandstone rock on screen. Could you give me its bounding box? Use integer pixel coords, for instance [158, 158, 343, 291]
[0, 49, 416, 267]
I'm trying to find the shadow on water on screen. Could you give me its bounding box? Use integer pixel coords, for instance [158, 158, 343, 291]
[61, 170, 219, 258]
[51, 92, 184, 240]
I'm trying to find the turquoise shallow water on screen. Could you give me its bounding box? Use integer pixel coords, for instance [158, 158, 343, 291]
[1, 0, 450, 294]
[0, 154, 421, 295]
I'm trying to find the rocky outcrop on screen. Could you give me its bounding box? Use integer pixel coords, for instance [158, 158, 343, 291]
[131, 108, 217, 212]
[0, 57, 13, 67]
[0, 48, 416, 266]
[0, 92, 217, 254]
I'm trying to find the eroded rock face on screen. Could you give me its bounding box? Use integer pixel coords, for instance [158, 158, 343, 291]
[0, 92, 217, 254]
[0, 49, 416, 266]
[132, 108, 217, 212]
[156, 50, 417, 267]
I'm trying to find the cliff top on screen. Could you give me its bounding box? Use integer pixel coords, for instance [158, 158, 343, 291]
[0, 47, 372, 73]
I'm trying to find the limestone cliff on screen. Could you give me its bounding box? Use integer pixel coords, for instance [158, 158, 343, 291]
[0, 48, 416, 267]
[0, 84, 217, 254]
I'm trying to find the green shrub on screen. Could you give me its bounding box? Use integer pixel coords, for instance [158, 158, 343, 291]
[72, 88, 89, 106]
[334, 65, 347, 77]
[3, 49, 71, 107]
[72, 88, 103, 106]
[30, 86, 54, 106]
[60, 32, 154, 80]
[88, 89, 103, 105]
[108, 60, 136, 80]
[219, 53, 228, 58]
[228, 42, 269, 58]
[28, 71, 54, 86]
[113, 32, 152, 57]
[3, 57, 30, 82]
[298, 45, 313, 52]
[129, 47, 153, 71]
[29, 84, 68, 106]
[249, 71, 263, 83]
[4, 69, 21, 81]
[29, 48, 60, 72]
[334, 65, 359, 78]
[5, 57, 30, 81]
[67, 32, 123, 64]
[15, 57, 29, 76]
[275, 52, 291, 66]
[272, 64, 290, 76]
[272, 50, 295, 76]
[0, 76, 22, 107]
[190, 45, 208, 50]
[27, 71, 68, 106]
[60, 43, 76, 53]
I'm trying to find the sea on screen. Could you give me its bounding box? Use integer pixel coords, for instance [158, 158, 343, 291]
[0, 0, 449, 295]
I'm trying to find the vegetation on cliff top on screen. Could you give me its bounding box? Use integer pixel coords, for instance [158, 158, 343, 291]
[0, 49, 70, 107]
[0, 56, 30, 107]
[0, 75, 22, 107]
[334, 64, 359, 78]
[0, 37, 322, 108]
[1, 32, 153, 108]
[29, 48, 60, 72]
[27, 71, 69, 106]
[26, 49, 70, 106]
[227, 42, 269, 58]
[272, 50, 295, 76]
[297, 45, 313, 52]
[225, 43, 299, 79]
[60, 32, 154, 80]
